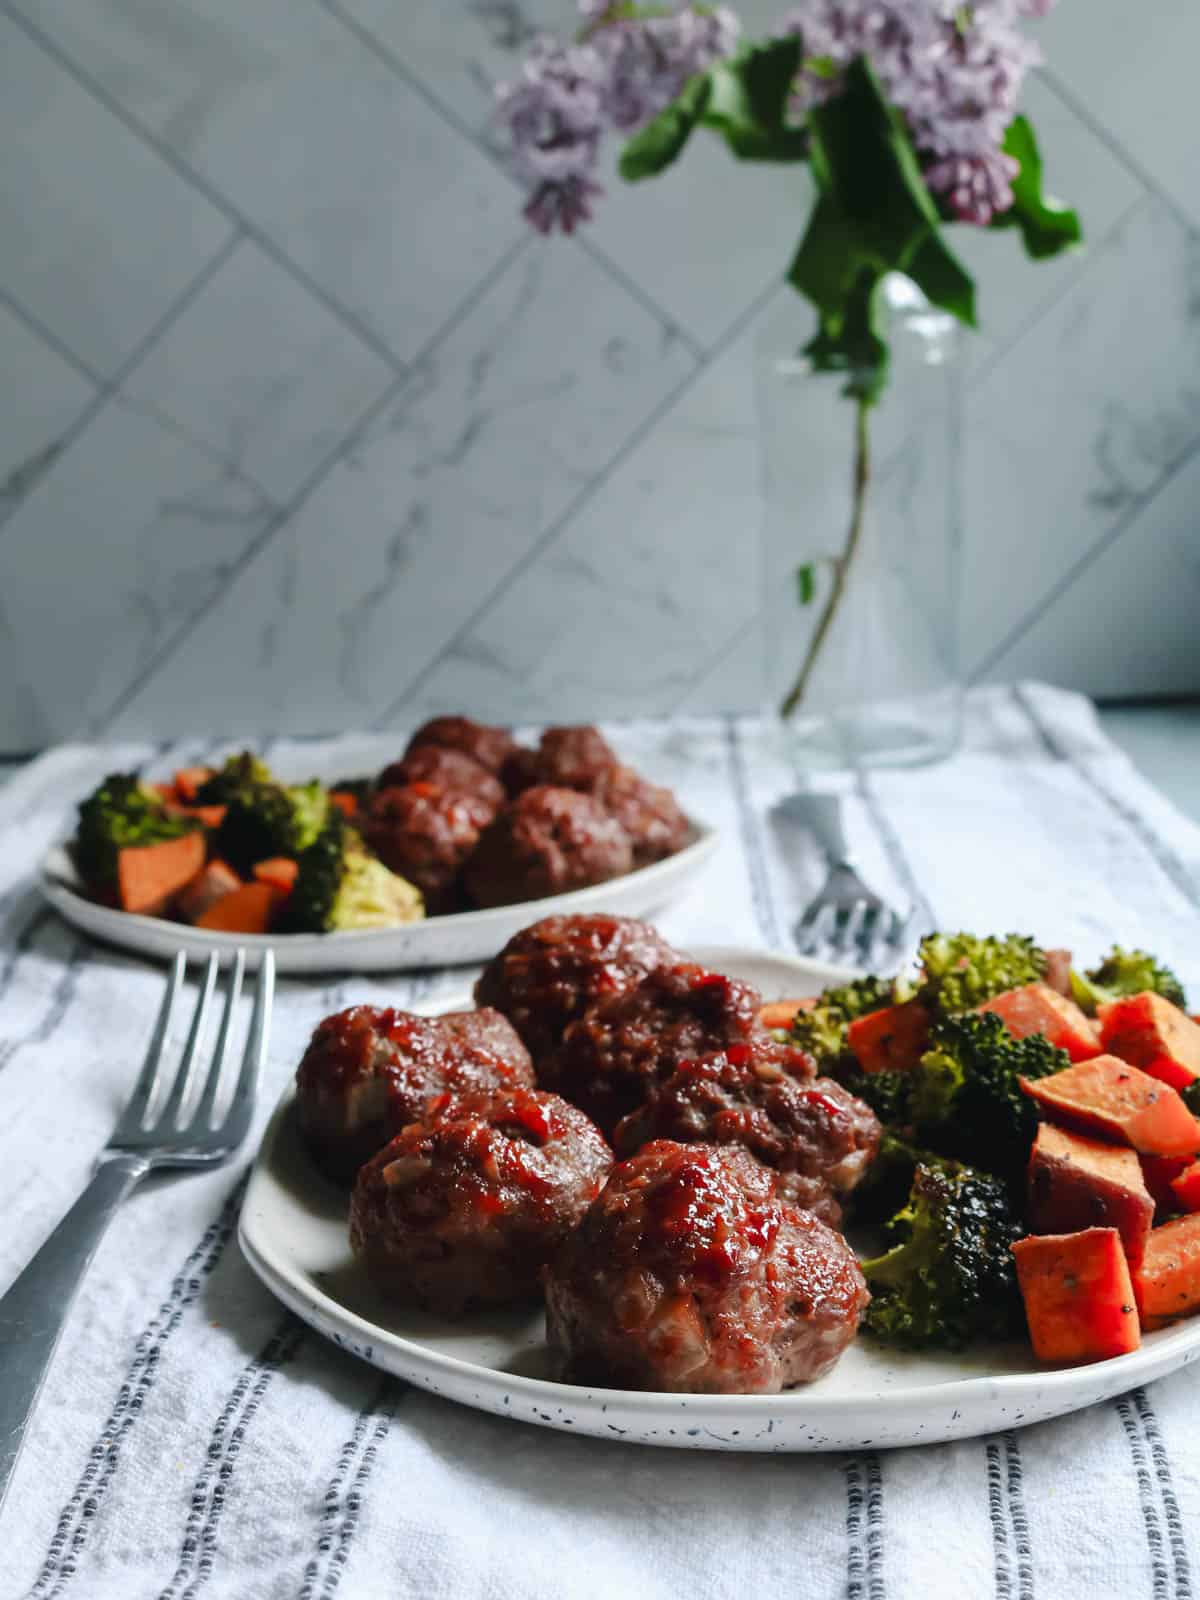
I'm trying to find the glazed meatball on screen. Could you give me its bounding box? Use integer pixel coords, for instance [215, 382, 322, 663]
[587, 764, 691, 866]
[365, 784, 495, 913]
[613, 1049, 881, 1225]
[377, 745, 506, 813]
[544, 1141, 869, 1393]
[549, 962, 815, 1138]
[465, 786, 633, 910]
[350, 1086, 612, 1316]
[405, 715, 517, 777]
[295, 1005, 534, 1183]
[475, 913, 677, 1064]
[524, 725, 620, 791]
[499, 744, 540, 797]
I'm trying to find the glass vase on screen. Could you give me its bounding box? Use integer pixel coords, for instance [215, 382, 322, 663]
[758, 274, 964, 771]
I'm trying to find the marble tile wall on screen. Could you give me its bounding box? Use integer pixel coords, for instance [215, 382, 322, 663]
[0, 0, 1195, 747]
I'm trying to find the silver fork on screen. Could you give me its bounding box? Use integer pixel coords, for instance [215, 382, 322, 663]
[778, 793, 912, 968]
[0, 948, 274, 1517]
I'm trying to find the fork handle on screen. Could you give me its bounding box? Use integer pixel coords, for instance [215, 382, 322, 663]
[787, 793, 856, 867]
[0, 1153, 149, 1517]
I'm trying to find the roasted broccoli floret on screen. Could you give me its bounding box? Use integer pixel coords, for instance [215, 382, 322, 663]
[829, 1057, 915, 1129]
[73, 773, 195, 899]
[918, 931, 1046, 1013]
[1070, 945, 1187, 1015]
[279, 815, 422, 933]
[851, 1132, 957, 1225]
[787, 975, 896, 1067]
[861, 1162, 1024, 1349]
[909, 1009, 1067, 1178]
[197, 753, 330, 874]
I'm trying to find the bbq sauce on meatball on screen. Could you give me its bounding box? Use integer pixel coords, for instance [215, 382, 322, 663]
[377, 745, 506, 813]
[405, 716, 517, 777]
[365, 783, 495, 913]
[586, 764, 690, 866]
[350, 1086, 612, 1316]
[544, 1141, 868, 1393]
[474, 913, 677, 1065]
[523, 725, 619, 791]
[613, 1049, 880, 1226]
[464, 786, 633, 910]
[549, 962, 814, 1139]
[295, 1005, 533, 1183]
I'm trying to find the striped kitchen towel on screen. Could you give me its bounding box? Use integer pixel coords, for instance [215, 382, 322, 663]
[0, 682, 1198, 1600]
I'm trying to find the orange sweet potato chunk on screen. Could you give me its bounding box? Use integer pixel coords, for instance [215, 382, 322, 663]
[981, 983, 1100, 1063]
[1019, 1055, 1200, 1158]
[1169, 1161, 1200, 1215]
[117, 833, 206, 917]
[176, 859, 242, 924]
[1012, 1228, 1140, 1363]
[1027, 1122, 1153, 1267]
[846, 1000, 930, 1074]
[1134, 1214, 1200, 1329]
[1099, 992, 1200, 1091]
[758, 998, 817, 1031]
[194, 881, 274, 934]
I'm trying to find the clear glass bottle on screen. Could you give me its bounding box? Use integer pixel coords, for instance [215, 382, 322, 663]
[758, 273, 964, 770]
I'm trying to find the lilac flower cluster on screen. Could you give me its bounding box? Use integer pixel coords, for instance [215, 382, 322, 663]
[777, 0, 1056, 222]
[497, 3, 740, 234]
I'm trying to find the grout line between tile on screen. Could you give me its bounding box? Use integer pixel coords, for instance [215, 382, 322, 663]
[969, 428, 1200, 683]
[0, 283, 105, 390]
[1, 2, 410, 377]
[0, 228, 246, 538]
[319, 0, 709, 362]
[92, 230, 535, 736]
[1039, 68, 1197, 235]
[371, 273, 782, 728]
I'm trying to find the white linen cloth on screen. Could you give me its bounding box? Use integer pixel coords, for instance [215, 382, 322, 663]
[1, 683, 1198, 1600]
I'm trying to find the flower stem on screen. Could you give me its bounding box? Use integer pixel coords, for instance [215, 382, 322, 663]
[779, 393, 872, 720]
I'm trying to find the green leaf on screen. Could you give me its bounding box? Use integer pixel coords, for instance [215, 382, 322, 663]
[701, 36, 809, 162]
[989, 115, 1083, 259]
[618, 72, 711, 180]
[787, 56, 977, 400]
[796, 562, 817, 604]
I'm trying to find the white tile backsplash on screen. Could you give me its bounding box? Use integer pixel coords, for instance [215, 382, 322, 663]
[0, 0, 1196, 746]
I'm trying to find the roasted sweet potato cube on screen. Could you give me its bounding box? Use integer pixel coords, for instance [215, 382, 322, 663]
[1027, 1123, 1153, 1267]
[846, 1000, 930, 1074]
[758, 998, 817, 1031]
[1012, 1228, 1140, 1363]
[1169, 1161, 1200, 1214]
[1134, 1214, 1200, 1329]
[980, 983, 1100, 1063]
[1140, 1155, 1192, 1218]
[1019, 1055, 1200, 1158]
[1099, 992, 1200, 1091]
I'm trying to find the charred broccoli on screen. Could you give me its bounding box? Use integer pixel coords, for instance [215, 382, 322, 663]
[1070, 944, 1187, 1015]
[279, 815, 422, 933]
[74, 773, 196, 899]
[829, 1057, 915, 1130]
[909, 1009, 1067, 1178]
[197, 753, 330, 874]
[917, 931, 1047, 1013]
[786, 974, 896, 1066]
[861, 1162, 1024, 1349]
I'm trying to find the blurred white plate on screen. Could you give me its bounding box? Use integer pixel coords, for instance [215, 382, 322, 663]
[238, 946, 1200, 1451]
[39, 822, 716, 974]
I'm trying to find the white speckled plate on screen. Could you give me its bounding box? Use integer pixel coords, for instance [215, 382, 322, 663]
[238, 946, 1200, 1451]
[38, 826, 716, 975]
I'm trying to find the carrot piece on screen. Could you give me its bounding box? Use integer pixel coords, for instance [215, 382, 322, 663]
[164, 802, 227, 830]
[1140, 1154, 1192, 1218]
[1169, 1161, 1200, 1215]
[176, 860, 243, 924]
[148, 781, 178, 804]
[1012, 1228, 1140, 1362]
[174, 766, 214, 804]
[1027, 1122, 1153, 1267]
[980, 983, 1100, 1063]
[1019, 1055, 1200, 1158]
[194, 881, 275, 934]
[1133, 1213, 1200, 1328]
[846, 1000, 930, 1074]
[1098, 992, 1200, 1091]
[253, 857, 299, 896]
[117, 833, 207, 917]
[329, 790, 358, 818]
[758, 998, 817, 1031]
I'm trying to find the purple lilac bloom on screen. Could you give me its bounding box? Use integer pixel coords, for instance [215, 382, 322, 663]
[497, 3, 740, 234]
[777, 0, 1055, 223]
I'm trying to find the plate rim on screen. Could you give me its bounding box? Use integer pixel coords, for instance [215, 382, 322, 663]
[237, 944, 1200, 1445]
